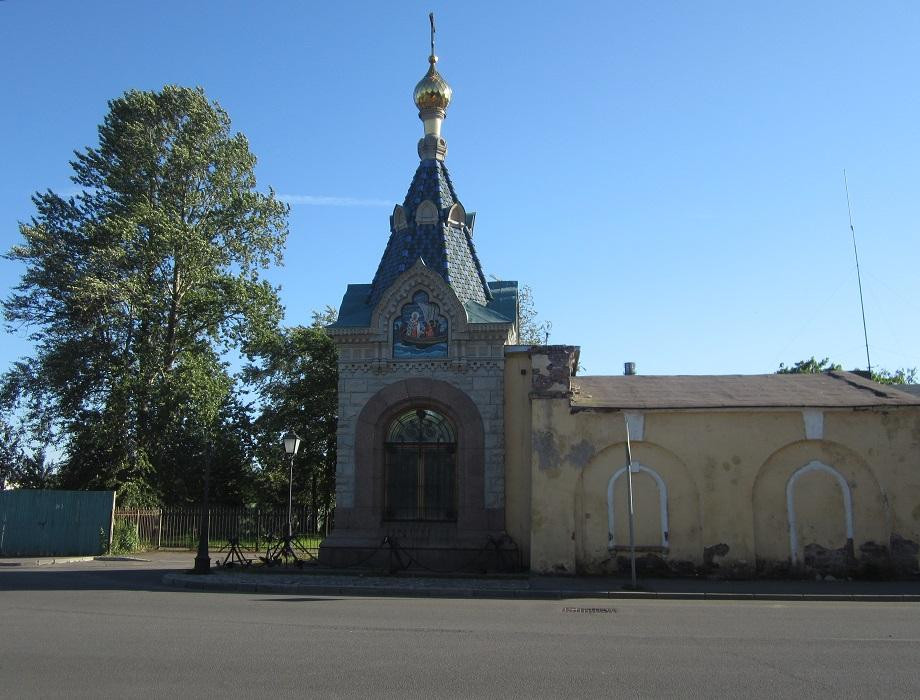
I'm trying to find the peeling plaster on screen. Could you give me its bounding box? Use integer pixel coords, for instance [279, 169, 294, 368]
[703, 543, 730, 568]
[533, 430, 560, 471]
[891, 534, 920, 573]
[566, 439, 596, 470]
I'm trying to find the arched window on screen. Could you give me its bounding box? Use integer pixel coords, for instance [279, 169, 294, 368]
[384, 409, 457, 521]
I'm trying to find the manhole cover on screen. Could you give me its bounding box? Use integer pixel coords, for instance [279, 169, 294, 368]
[562, 606, 615, 614]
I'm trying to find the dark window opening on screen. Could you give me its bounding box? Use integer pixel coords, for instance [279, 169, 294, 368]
[384, 409, 457, 521]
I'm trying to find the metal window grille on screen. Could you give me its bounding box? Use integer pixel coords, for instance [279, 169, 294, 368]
[384, 408, 457, 522]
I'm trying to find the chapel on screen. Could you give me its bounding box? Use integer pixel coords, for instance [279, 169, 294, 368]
[320, 23, 920, 578]
[320, 30, 518, 570]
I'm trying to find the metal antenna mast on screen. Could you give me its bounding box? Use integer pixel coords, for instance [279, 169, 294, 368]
[844, 170, 872, 376]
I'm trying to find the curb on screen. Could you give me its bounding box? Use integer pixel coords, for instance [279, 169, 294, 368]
[0, 555, 150, 567]
[34, 556, 97, 566]
[94, 556, 152, 562]
[161, 574, 920, 602]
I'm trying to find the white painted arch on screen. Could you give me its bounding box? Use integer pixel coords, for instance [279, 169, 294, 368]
[786, 460, 854, 564]
[606, 462, 669, 550]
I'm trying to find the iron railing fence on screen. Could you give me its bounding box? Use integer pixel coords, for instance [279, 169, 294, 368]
[114, 506, 331, 552]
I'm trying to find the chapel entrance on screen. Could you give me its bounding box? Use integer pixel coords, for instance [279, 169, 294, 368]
[384, 409, 457, 522]
[319, 378, 506, 571]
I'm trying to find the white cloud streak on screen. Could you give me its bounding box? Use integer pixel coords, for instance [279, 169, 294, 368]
[277, 194, 391, 207]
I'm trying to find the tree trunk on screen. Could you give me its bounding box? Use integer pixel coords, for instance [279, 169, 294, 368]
[163, 261, 182, 373]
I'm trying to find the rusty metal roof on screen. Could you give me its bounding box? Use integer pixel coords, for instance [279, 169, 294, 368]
[570, 371, 920, 410]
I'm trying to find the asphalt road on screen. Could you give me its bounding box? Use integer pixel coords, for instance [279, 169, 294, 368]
[1, 559, 919, 698]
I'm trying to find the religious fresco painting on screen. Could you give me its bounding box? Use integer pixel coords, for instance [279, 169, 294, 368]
[393, 291, 448, 358]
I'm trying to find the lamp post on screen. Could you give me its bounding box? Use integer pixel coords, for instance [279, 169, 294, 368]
[267, 429, 302, 564]
[193, 437, 213, 574]
[283, 430, 302, 540]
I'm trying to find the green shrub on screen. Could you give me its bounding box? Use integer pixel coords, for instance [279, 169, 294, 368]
[110, 519, 141, 554]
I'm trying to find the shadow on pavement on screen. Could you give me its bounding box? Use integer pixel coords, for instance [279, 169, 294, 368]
[0, 566, 184, 592]
[253, 597, 338, 603]
[3, 557, 919, 599]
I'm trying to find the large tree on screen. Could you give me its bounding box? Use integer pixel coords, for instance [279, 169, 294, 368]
[2, 86, 288, 504]
[244, 308, 338, 528]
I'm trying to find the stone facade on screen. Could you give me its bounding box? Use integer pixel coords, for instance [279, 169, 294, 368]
[334, 362, 507, 512]
[322, 247, 517, 569]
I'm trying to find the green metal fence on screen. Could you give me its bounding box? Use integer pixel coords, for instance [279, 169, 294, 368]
[0, 490, 115, 556]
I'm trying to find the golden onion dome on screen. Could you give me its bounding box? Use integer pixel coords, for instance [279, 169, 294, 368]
[413, 56, 452, 112]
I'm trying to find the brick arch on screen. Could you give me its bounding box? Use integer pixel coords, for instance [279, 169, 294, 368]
[351, 378, 488, 533]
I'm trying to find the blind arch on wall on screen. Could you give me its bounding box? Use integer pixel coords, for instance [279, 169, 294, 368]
[786, 460, 853, 565]
[606, 462, 669, 550]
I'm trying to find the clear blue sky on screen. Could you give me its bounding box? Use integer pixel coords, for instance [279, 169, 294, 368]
[2, 1, 918, 377]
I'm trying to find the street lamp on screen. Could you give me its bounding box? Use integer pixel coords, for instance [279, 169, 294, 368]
[283, 430, 302, 541]
[265, 429, 303, 565]
[193, 437, 213, 575]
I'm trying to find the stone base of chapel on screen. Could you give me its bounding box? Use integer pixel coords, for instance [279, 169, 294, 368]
[319, 527, 522, 573]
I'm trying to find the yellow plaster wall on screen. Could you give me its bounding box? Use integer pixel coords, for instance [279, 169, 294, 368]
[503, 353, 533, 565]
[608, 470, 663, 547]
[514, 381, 920, 574]
[792, 470, 848, 548]
[826, 409, 920, 540]
[528, 398, 579, 572]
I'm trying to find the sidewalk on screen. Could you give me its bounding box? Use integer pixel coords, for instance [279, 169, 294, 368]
[6, 551, 916, 600]
[163, 565, 920, 601]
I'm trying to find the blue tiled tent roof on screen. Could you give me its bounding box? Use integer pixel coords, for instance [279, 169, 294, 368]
[366, 158, 492, 308]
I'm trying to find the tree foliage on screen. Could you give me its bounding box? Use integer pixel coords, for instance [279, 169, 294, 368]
[2, 86, 288, 504]
[244, 308, 338, 523]
[777, 357, 916, 385]
[518, 283, 552, 345]
[870, 367, 917, 385]
[0, 416, 56, 491]
[777, 357, 842, 374]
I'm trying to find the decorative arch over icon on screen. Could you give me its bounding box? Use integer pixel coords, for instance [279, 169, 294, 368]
[393, 291, 448, 359]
